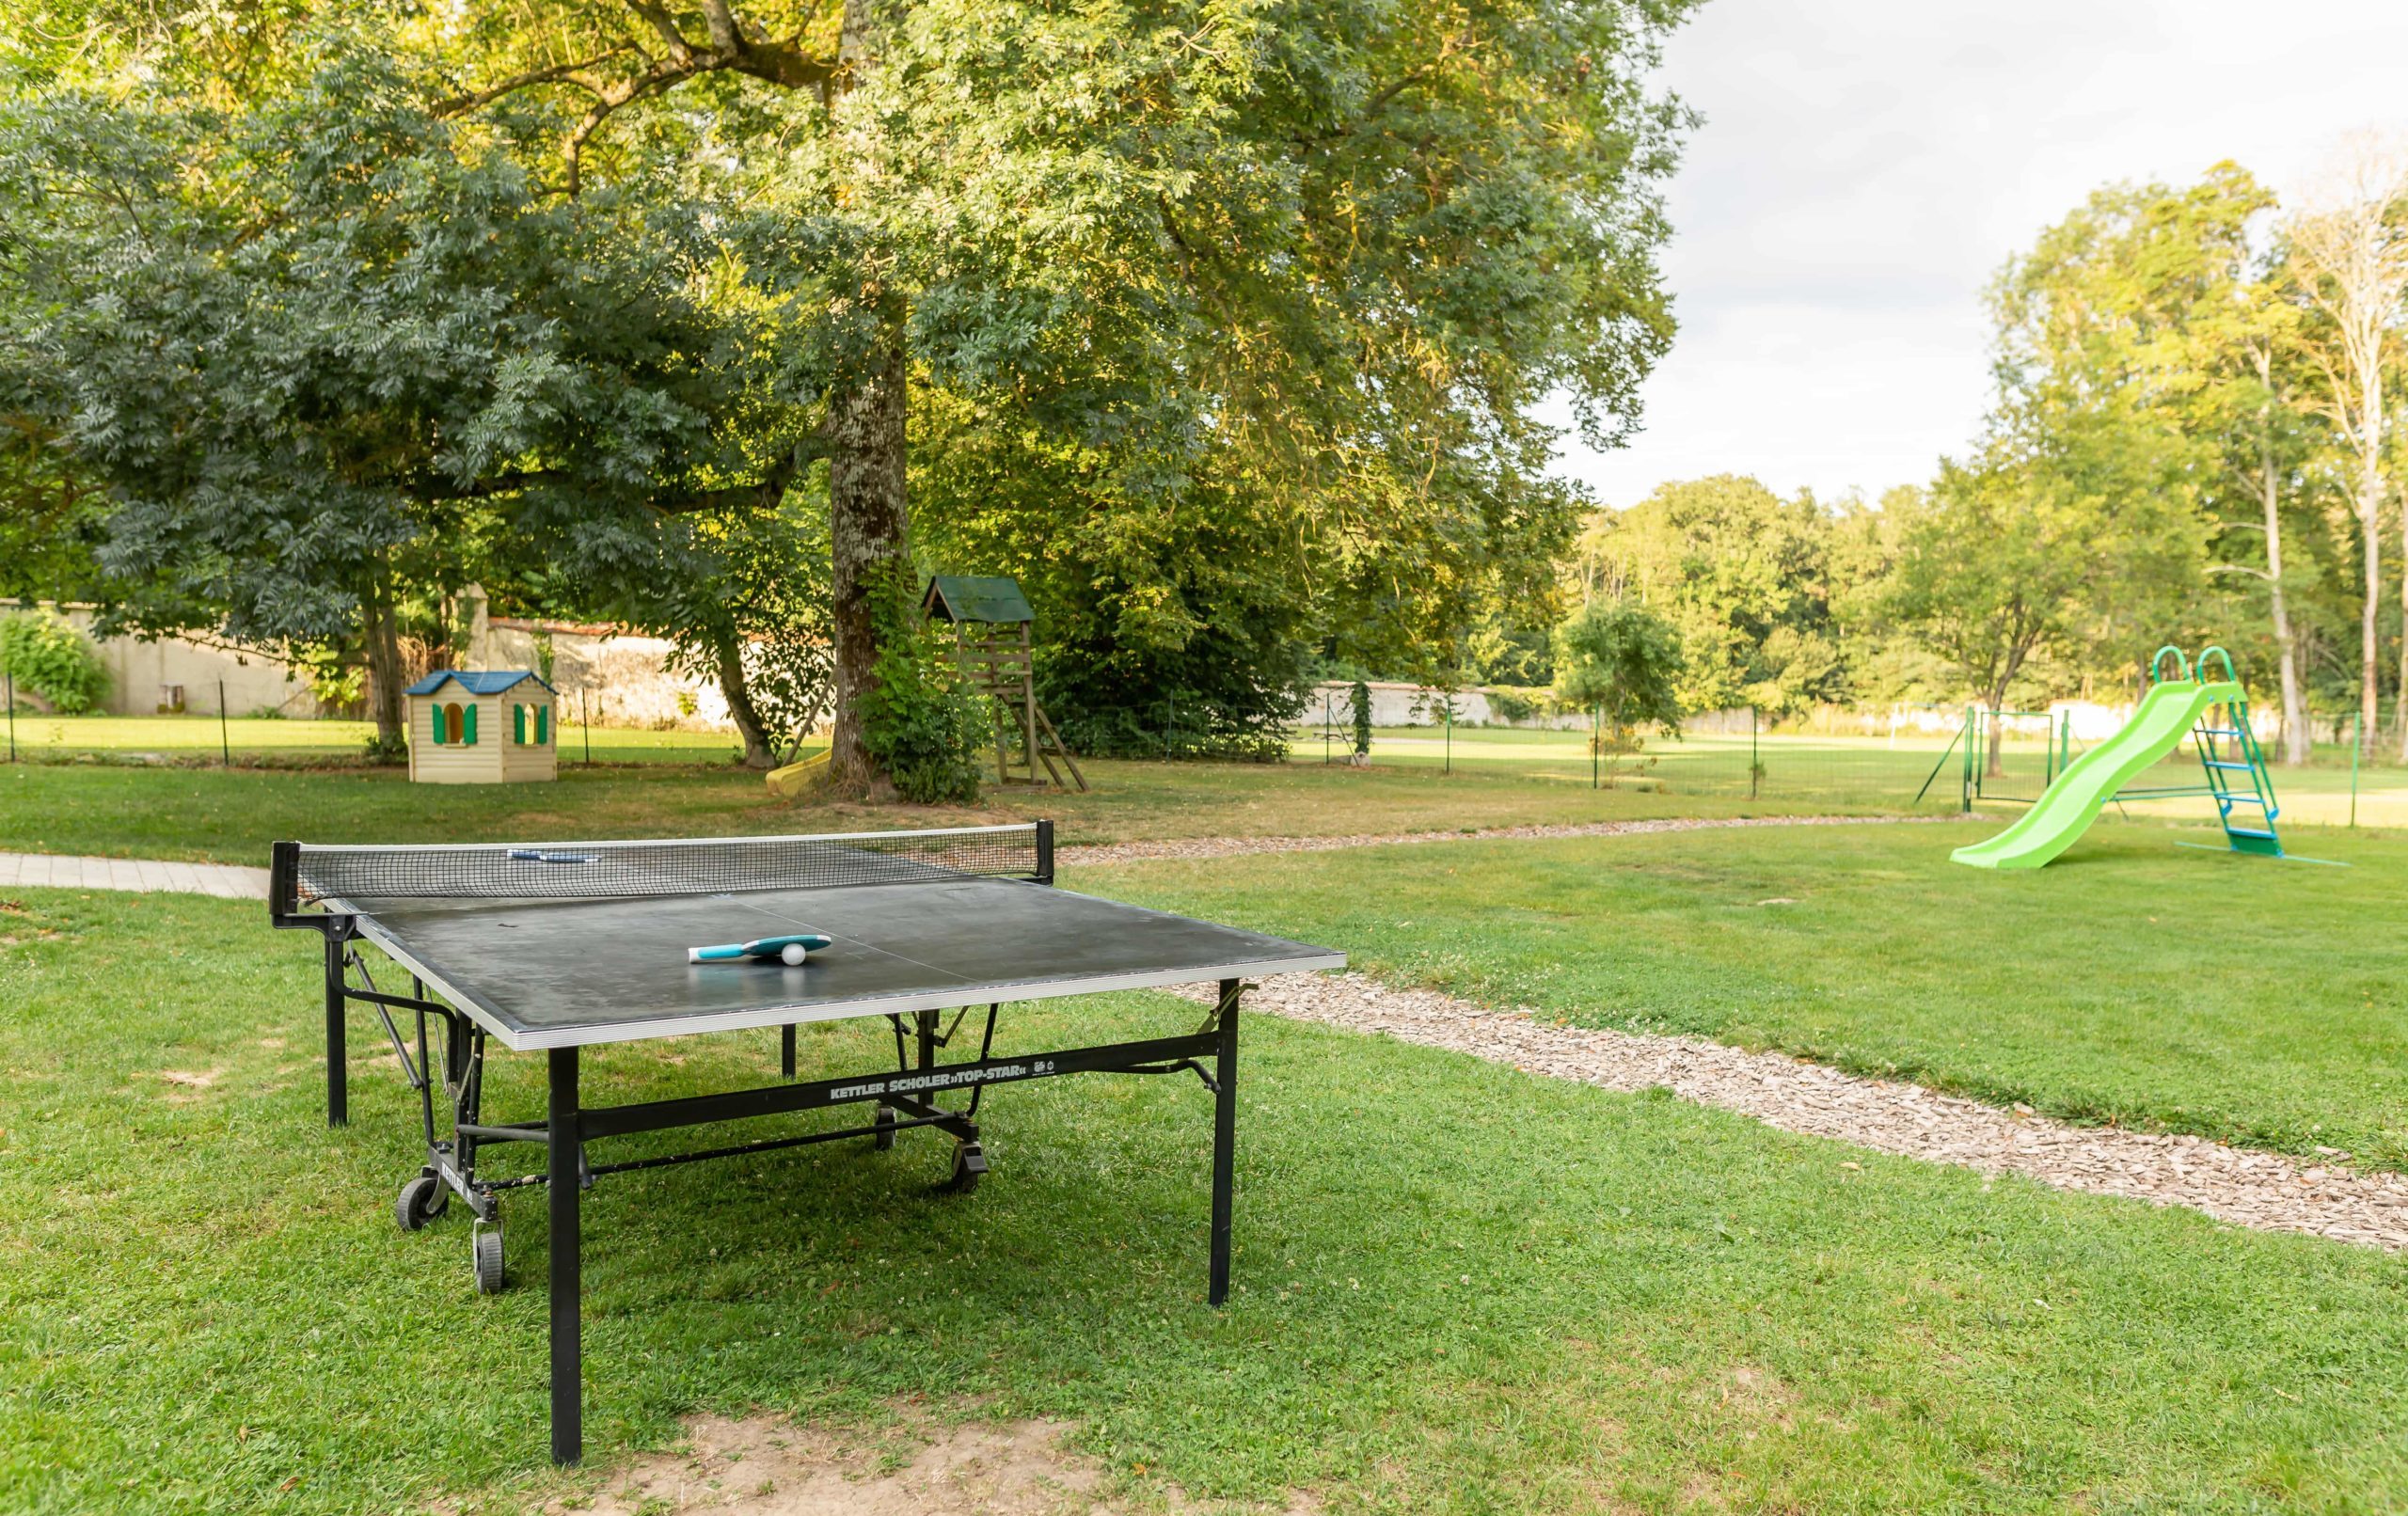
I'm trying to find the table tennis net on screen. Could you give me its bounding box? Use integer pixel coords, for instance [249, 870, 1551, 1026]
[291, 826, 1046, 905]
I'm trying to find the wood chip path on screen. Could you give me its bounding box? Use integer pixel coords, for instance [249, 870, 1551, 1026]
[1178, 973, 2408, 1253]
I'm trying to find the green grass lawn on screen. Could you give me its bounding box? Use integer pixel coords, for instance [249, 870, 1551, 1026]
[1079, 818, 2408, 1167]
[4, 888, 2406, 1513]
[0, 753, 1876, 866]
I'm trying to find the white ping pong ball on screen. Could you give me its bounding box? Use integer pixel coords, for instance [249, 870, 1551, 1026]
[782, 942, 810, 966]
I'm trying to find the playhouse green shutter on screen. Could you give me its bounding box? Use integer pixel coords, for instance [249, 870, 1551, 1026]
[464, 703, 478, 745]
[536, 706, 549, 745]
[514, 703, 526, 745]
[433, 703, 450, 745]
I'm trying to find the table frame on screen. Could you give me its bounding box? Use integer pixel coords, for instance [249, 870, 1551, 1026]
[272, 837, 1256, 1467]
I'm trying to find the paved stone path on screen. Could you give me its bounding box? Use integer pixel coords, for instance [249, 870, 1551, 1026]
[0, 851, 269, 899]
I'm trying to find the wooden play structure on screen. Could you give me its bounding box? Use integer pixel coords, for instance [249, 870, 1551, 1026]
[404, 670, 558, 784]
[921, 576, 1086, 791]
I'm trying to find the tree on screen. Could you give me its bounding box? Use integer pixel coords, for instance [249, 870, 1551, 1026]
[419, 0, 1702, 789]
[1550, 596, 1683, 755]
[2287, 135, 2408, 754]
[642, 492, 835, 769]
[1988, 166, 2320, 761]
[1574, 476, 1847, 718]
[910, 399, 1317, 762]
[0, 58, 810, 753]
[1878, 441, 2202, 774]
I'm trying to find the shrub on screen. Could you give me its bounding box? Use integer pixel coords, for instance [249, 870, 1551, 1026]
[1552, 597, 1684, 750]
[857, 569, 987, 805]
[0, 611, 109, 714]
[1484, 686, 1542, 725]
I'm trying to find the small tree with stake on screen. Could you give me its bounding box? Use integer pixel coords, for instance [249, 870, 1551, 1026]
[1551, 598, 1684, 786]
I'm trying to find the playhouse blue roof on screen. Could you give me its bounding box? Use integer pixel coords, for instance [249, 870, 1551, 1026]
[404, 670, 554, 697]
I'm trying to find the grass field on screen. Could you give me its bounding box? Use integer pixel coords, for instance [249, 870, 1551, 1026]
[0, 751, 1874, 866]
[1082, 819, 2408, 1165]
[5, 887, 2407, 1514]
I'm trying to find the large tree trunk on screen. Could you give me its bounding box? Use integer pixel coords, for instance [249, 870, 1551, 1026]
[713, 640, 777, 768]
[2397, 480, 2408, 761]
[2257, 419, 2309, 766]
[816, 0, 911, 795]
[362, 588, 408, 760]
[2360, 463, 2383, 758]
[825, 313, 911, 791]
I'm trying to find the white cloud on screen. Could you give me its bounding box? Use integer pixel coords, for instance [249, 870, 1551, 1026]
[1555, 0, 2408, 508]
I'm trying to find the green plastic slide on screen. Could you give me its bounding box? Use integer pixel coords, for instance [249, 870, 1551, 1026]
[1950, 680, 2240, 869]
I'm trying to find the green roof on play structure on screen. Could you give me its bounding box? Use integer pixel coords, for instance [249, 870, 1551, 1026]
[922, 576, 1034, 624]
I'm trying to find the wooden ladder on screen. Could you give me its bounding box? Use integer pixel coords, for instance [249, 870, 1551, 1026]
[949, 624, 1087, 792]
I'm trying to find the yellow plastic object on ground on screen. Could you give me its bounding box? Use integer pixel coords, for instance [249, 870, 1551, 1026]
[765, 750, 830, 799]
[1950, 680, 2239, 869]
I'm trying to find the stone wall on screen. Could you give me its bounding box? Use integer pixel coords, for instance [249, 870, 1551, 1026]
[2, 602, 323, 718]
[474, 617, 734, 732]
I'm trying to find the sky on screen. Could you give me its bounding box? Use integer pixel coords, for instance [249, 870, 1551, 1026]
[1550, 0, 2408, 511]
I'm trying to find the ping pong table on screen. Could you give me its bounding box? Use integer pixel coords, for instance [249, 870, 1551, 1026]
[269, 821, 1341, 1465]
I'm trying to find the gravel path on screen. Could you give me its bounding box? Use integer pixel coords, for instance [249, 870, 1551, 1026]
[1184, 972, 2408, 1252]
[1058, 811, 1956, 866]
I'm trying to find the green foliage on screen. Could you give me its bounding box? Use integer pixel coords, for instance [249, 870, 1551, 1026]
[1552, 596, 1684, 750]
[0, 47, 828, 742]
[1482, 687, 1544, 725]
[1574, 476, 1848, 717]
[914, 402, 1312, 762]
[1350, 680, 1373, 756]
[648, 487, 836, 767]
[0, 610, 107, 713]
[854, 568, 986, 805]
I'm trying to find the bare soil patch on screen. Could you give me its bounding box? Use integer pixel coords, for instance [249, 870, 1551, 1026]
[549, 1409, 1317, 1516]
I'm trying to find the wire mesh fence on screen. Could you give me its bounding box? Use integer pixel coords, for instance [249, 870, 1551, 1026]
[12, 671, 2408, 828]
[0, 681, 762, 769]
[1272, 696, 2408, 825]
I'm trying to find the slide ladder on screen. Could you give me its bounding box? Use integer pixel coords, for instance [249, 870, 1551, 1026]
[2188, 647, 2284, 859]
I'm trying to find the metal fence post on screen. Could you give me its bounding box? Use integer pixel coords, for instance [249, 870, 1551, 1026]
[1960, 705, 1974, 811]
[5, 671, 13, 763]
[1592, 704, 1601, 790]
[1749, 705, 1759, 798]
[1444, 695, 1452, 775]
[581, 689, 592, 766]
[2351, 713, 2361, 829]
[218, 679, 230, 766]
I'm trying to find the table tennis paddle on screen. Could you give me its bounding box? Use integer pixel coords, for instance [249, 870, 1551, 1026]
[687, 933, 832, 966]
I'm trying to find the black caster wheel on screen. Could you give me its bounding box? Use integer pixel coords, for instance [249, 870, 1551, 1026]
[471, 1224, 506, 1295]
[874, 1106, 896, 1152]
[396, 1174, 448, 1232]
[939, 1141, 988, 1195]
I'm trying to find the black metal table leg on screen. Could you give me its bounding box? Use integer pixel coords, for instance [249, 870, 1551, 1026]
[780, 1024, 797, 1080]
[324, 934, 348, 1128]
[547, 1047, 582, 1466]
[1209, 978, 1239, 1306]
